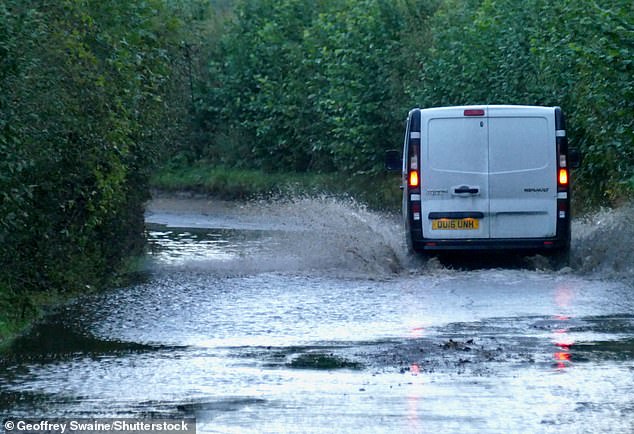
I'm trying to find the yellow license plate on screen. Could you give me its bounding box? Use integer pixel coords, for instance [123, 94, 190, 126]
[432, 218, 479, 230]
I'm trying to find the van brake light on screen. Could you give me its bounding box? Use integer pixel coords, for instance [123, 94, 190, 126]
[409, 170, 419, 188]
[464, 109, 485, 116]
[558, 168, 568, 186]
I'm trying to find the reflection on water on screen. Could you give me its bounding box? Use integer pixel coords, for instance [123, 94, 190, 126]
[147, 225, 275, 265]
[553, 284, 575, 370]
[553, 320, 574, 370]
[408, 326, 426, 340]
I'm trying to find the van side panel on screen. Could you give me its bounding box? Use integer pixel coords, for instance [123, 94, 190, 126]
[488, 110, 557, 238]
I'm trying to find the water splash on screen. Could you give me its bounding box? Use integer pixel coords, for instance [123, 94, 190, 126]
[266, 195, 408, 275]
[572, 204, 634, 280]
[147, 195, 412, 277]
[147, 195, 633, 281]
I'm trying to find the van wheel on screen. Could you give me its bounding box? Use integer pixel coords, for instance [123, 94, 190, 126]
[548, 248, 570, 269]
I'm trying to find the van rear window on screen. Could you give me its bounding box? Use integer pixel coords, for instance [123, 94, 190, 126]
[489, 117, 551, 173]
[428, 118, 488, 173]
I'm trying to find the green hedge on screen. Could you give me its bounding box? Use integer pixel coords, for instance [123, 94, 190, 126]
[0, 0, 192, 342]
[194, 0, 632, 206]
[151, 162, 401, 209]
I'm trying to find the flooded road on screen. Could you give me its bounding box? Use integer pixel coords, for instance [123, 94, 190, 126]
[2, 196, 633, 433]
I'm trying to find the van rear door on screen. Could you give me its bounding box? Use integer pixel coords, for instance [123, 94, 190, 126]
[488, 107, 557, 238]
[421, 107, 490, 239]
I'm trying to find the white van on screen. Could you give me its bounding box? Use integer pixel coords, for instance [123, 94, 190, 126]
[386, 105, 580, 262]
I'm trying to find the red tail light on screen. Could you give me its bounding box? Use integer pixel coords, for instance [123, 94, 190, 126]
[411, 201, 421, 221]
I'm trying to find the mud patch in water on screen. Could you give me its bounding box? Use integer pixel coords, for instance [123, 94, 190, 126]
[4, 315, 185, 363]
[287, 353, 363, 370]
[566, 314, 634, 334]
[175, 397, 268, 414]
[573, 339, 634, 362]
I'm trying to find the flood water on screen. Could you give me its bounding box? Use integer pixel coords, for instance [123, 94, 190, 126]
[2, 196, 633, 433]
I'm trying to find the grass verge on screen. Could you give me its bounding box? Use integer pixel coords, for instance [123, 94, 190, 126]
[0, 256, 147, 352]
[0, 286, 71, 351]
[150, 162, 402, 210]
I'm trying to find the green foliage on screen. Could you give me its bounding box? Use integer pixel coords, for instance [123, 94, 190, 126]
[0, 0, 191, 320]
[307, 0, 407, 175]
[419, 0, 633, 206]
[205, 0, 321, 171]
[152, 162, 338, 199]
[151, 161, 401, 209]
[203, 0, 437, 175]
[196, 0, 632, 206]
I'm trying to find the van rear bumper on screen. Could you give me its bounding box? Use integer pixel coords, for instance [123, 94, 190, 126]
[411, 233, 569, 252]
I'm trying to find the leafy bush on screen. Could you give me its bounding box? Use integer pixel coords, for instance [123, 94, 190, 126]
[419, 0, 633, 206]
[197, 0, 632, 206]
[0, 0, 190, 316]
[202, 0, 436, 175]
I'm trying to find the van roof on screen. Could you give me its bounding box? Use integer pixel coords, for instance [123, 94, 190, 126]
[415, 104, 557, 114]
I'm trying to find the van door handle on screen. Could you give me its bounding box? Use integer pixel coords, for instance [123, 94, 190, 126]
[453, 186, 480, 195]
